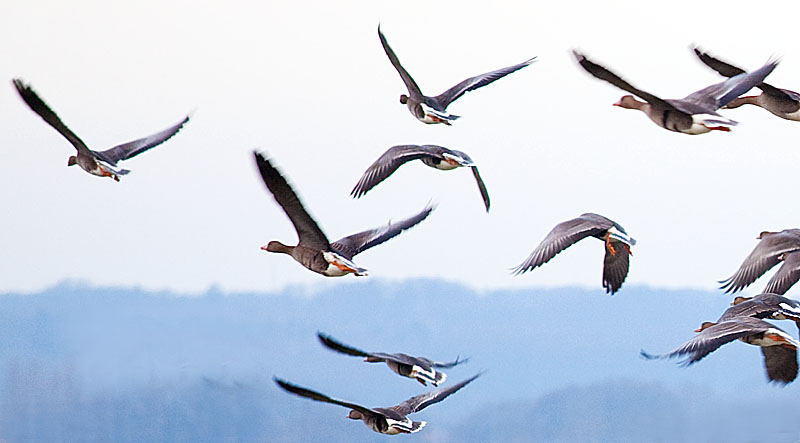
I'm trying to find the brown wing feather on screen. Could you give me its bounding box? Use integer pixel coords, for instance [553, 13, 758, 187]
[253, 152, 330, 250]
[12, 78, 92, 155]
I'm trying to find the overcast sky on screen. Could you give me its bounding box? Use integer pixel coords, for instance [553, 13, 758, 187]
[3, 0, 800, 295]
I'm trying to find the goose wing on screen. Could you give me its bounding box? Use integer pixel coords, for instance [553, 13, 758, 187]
[378, 25, 423, 98]
[95, 115, 189, 164]
[253, 152, 330, 250]
[12, 78, 92, 156]
[512, 213, 614, 275]
[351, 145, 437, 198]
[572, 51, 675, 110]
[761, 345, 799, 384]
[330, 205, 433, 260]
[693, 48, 793, 101]
[682, 59, 778, 110]
[602, 239, 630, 295]
[389, 373, 481, 416]
[471, 166, 491, 212]
[433, 57, 536, 108]
[762, 252, 800, 295]
[641, 318, 770, 364]
[720, 232, 800, 293]
[273, 378, 379, 417]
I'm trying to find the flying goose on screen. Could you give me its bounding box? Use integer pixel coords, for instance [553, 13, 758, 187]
[351, 145, 490, 212]
[641, 317, 799, 384]
[719, 229, 800, 294]
[12, 78, 189, 181]
[273, 373, 480, 434]
[254, 152, 433, 277]
[317, 332, 467, 386]
[572, 50, 778, 134]
[512, 213, 636, 294]
[378, 25, 536, 125]
[694, 48, 800, 121]
[723, 293, 800, 333]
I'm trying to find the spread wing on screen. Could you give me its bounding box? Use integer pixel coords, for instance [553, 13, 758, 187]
[12, 78, 92, 156]
[471, 166, 490, 212]
[330, 205, 433, 260]
[350, 145, 433, 198]
[717, 300, 781, 323]
[572, 51, 674, 110]
[512, 214, 613, 275]
[693, 48, 792, 101]
[641, 318, 770, 364]
[719, 233, 800, 294]
[389, 373, 481, 416]
[317, 332, 373, 358]
[602, 240, 630, 295]
[761, 346, 799, 384]
[433, 57, 536, 108]
[378, 25, 423, 98]
[95, 115, 189, 164]
[253, 152, 330, 250]
[682, 59, 778, 110]
[273, 378, 379, 417]
[762, 252, 800, 295]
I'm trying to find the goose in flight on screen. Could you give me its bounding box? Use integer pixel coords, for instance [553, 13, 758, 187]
[723, 293, 800, 333]
[641, 317, 799, 384]
[694, 47, 800, 121]
[512, 213, 636, 294]
[719, 229, 800, 294]
[573, 50, 778, 134]
[379, 25, 536, 125]
[318, 332, 467, 386]
[12, 78, 189, 181]
[254, 152, 433, 277]
[351, 144, 490, 212]
[273, 373, 480, 434]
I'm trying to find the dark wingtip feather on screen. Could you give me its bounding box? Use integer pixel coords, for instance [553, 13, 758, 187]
[640, 350, 659, 360]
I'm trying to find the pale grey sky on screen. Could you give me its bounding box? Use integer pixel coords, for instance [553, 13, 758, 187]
[3, 0, 800, 295]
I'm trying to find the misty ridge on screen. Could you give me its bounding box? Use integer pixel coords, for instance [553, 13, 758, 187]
[1, 280, 799, 442]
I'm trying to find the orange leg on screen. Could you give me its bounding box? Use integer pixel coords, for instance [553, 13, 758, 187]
[707, 126, 731, 132]
[605, 233, 616, 256]
[765, 333, 794, 349]
[331, 261, 357, 273]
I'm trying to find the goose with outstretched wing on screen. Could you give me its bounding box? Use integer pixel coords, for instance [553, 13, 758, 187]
[274, 373, 480, 434]
[12, 78, 189, 181]
[254, 152, 433, 277]
[379, 25, 535, 125]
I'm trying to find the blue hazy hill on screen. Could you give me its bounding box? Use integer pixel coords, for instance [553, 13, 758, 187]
[1, 280, 799, 442]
